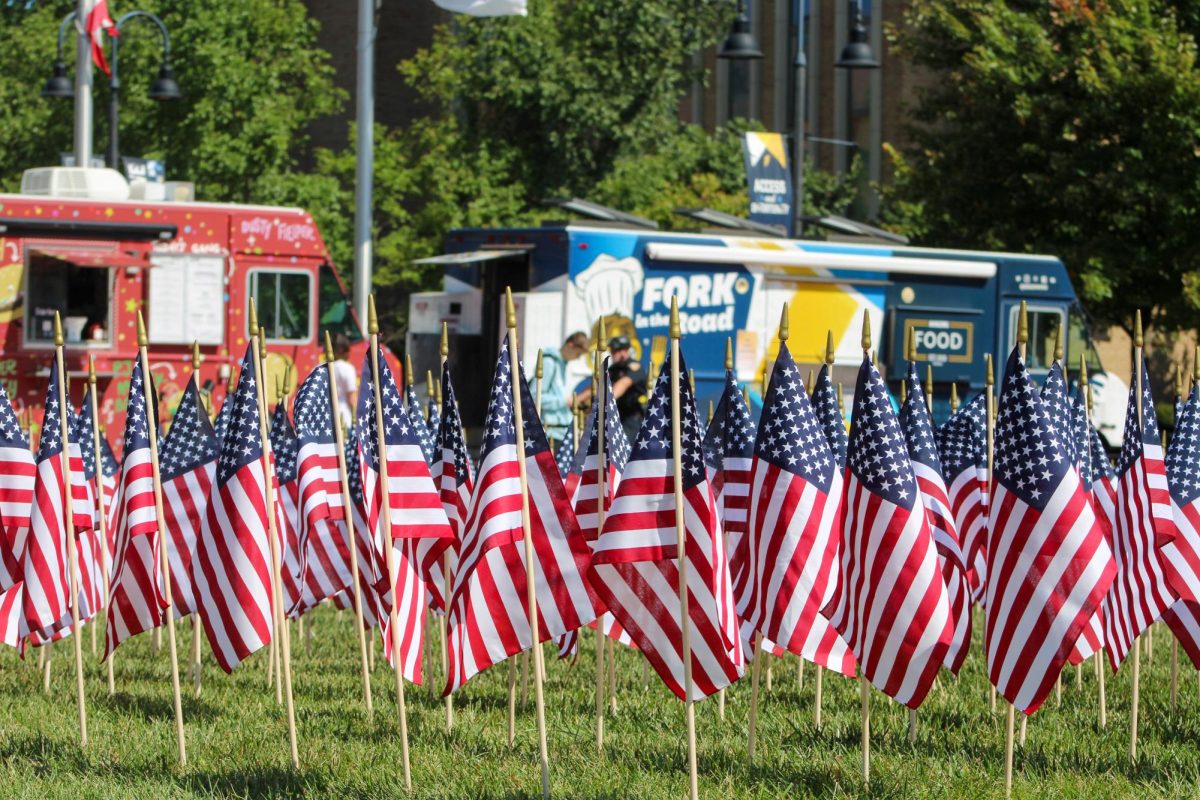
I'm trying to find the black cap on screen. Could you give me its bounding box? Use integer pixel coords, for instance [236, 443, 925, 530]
[608, 335, 631, 352]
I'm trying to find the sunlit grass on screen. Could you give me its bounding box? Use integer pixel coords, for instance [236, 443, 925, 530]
[0, 609, 1196, 798]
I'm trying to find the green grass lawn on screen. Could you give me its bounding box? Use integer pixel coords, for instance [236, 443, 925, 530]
[1, 609, 1197, 799]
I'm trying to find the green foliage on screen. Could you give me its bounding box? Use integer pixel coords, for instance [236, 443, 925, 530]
[0, 0, 344, 202]
[2, 608, 1199, 798]
[884, 0, 1200, 333]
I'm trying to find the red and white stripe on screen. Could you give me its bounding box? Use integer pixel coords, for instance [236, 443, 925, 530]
[104, 445, 166, 657]
[21, 447, 72, 640]
[194, 457, 275, 673]
[160, 461, 214, 618]
[1104, 437, 1176, 668]
[945, 463, 989, 603]
[295, 515, 353, 614]
[911, 459, 972, 674]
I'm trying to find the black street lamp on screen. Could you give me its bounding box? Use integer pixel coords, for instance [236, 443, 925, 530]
[718, 0, 763, 61]
[42, 10, 180, 170]
[835, 1, 880, 70]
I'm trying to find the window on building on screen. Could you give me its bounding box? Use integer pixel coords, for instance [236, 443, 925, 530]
[249, 269, 313, 342]
[25, 253, 111, 345]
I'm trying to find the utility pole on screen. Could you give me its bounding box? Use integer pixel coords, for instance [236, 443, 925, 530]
[353, 0, 376, 325]
[74, 0, 95, 166]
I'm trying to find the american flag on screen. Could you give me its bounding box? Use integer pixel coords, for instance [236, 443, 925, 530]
[269, 401, 307, 619]
[900, 362, 972, 674]
[1041, 360, 1078, 464]
[291, 364, 353, 612]
[193, 345, 275, 673]
[1103, 355, 1177, 669]
[212, 388, 234, 442]
[812, 362, 847, 467]
[563, 405, 593, 498]
[426, 386, 441, 442]
[444, 339, 600, 694]
[404, 372, 438, 465]
[157, 376, 218, 619]
[98, 432, 119, 539]
[589, 346, 742, 701]
[1160, 381, 1200, 660]
[984, 347, 1114, 713]
[21, 364, 82, 641]
[69, 393, 103, 622]
[824, 355, 951, 708]
[415, 362, 474, 616]
[1068, 381, 1107, 665]
[104, 360, 166, 657]
[936, 392, 990, 603]
[356, 349, 451, 682]
[0, 380, 34, 595]
[739, 343, 853, 675]
[344, 435, 386, 631]
[562, 363, 633, 657]
[554, 417, 576, 478]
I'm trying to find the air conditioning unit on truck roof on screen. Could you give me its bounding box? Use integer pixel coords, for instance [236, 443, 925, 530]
[20, 167, 130, 201]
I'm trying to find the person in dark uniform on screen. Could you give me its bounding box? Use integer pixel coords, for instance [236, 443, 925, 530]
[606, 335, 648, 442]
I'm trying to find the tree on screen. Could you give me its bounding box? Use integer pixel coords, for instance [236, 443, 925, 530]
[0, 0, 344, 202]
[884, 0, 1200, 333]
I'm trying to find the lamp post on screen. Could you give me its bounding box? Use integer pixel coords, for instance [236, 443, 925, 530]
[42, 10, 181, 170]
[717, 0, 763, 123]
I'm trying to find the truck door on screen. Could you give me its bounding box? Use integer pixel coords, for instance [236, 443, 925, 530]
[1001, 301, 1065, 374]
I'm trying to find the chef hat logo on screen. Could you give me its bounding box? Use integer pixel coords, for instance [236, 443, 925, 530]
[574, 254, 644, 323]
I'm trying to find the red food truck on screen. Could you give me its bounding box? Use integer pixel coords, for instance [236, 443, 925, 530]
[0, 167, 366, 446]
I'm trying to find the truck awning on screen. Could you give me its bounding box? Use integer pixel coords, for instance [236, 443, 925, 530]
[30, 245, 152, 269]
[413, 249, 530, 266]
[644, 243, 997, 280]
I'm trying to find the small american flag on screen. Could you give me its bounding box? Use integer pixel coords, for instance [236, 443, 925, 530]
[269, 402, 307, 619]
[812, 363, 847, 468]
[21, 365, 79, 641]
[1103, 355, 1177, 669]
[590, 346, 742, 701]
[984, 347, 1114, 713]
[444, 339, 600, 694]
[1161, 380, 1200, 660]
[404, 373, 438, 465]
[0, 380, 33, 596]
[554, 419, 576, 478]
[1069, 381, 1106, 664]
[104, 361, 165, 658]
[741, 343, 852, 674]
[1041, 360, 1078, 464]
[900, 361, 972, 674]
[194, 346, 275, 673]
[158, 376, 218, 619]
[570, 361, 631, 543]
[824, 354, 951, 708]
[937, 392, 990, 602]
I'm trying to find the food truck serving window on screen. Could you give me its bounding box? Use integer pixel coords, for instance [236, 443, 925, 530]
[249, 269, 313, 342]
[25, 250, 113, 346]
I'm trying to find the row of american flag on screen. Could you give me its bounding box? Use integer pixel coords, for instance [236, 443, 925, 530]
[2, 307, 1199, 783]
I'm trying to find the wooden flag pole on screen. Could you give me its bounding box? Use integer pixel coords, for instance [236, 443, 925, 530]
[1130, 309, 1144, 764]
[135, 312, 187, 765]
[505, 288, 552, 799]
[813, 331, 839, 729]
[438, 324, 453, 733]
[248, 311, 300, 769]
[424, 365, 443, 706]
[53, 314, 88, 748]
[87, 358, 116, 696]
[521, 349, 547, 712]
[1003, 304, 1031, 798]
[1083, 377, 1108, 730]
[367, 297, 413, 789]
[593, 326, 608, 753]
[668, 296, 700, 800]
[259, 339, 284, 705]
[859, 311, 873, 787]
[985, 351, 998, 717]
[189, 342, 206, 700]
[323, 331, 374, 720]
[712, 358, 726, 724]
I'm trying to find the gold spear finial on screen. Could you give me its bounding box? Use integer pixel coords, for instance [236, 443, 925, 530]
[807, 368, 814, 393]
[54, 311, 64, 348]
[440, 321, 449, 359]
[905, 326, 915, 363]
[986, 353, 994, 387]
[778, 304, 789, 343]
[536, 349, 544, 381]
[861, 310, 871, 352]
[405, 351, 415, 387]
[136, 311, 147, 348]
[284, 363, 294, 396]
[226, 368, 237, 393]
[949, 383, 959, 412]
[426, 370, 435, 401]
[1017, 300, 1028, 346]
[669, 295, 680, 340]
[368, 294, 379, 336]
[324, 330, 335, 363]
[1086, 383, 1094, 414]
[825, 330, 835, 366]
[88, 354, 96, 386]
[899, 379, 907, 405]
[248, 297, 258, 336]
[725, 337, 733, 371]
[192, 341, 202, 369]
[505, 287, 517, 330]
[708, 399, 714, 425]
[1134, 309, 1143, 348]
